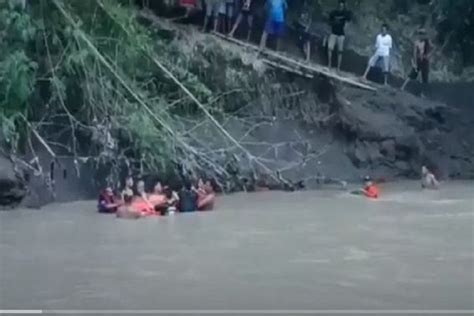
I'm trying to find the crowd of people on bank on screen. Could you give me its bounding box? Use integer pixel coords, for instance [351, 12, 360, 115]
[98, 177, 216, 219]
[173, 0, 433, 91]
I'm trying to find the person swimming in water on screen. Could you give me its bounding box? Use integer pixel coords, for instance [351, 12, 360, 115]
[132, 180, 156, 216]
[352, 176, 380, 199]
[121, 176, 134, 201]
[421, 166, 439, 190]
[116, 194, 142, 219]
[178, 180, 198, 213]
[196, 178, 216, 211]
[148, 182, 168, 209]
[98, 186, 121, 213]
[162, 185, 180, 215]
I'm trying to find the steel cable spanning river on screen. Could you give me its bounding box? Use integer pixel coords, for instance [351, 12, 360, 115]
[0, 181, 473, 313]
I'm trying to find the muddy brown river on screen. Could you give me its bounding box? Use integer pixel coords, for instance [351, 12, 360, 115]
[0, 181, 473, 314]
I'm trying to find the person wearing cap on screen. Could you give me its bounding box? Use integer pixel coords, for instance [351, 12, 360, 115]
[401, 28, 433, 96]
[363, 23, 393, 85]
[352, 176, 380, 199]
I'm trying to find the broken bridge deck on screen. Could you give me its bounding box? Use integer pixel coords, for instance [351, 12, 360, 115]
[212, 31, 377, 92]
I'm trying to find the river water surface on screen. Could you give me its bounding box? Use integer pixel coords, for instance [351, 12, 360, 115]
[0, 181, 473, 313]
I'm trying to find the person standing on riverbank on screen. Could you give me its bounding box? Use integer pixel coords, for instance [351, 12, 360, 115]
[203, 0, 221, 32]
[224, 0, 236, 33]
[363, 23, 393, 85]
[296, 5, 313, 62]
[401, 28, 433, 96]
[229, 0, 256, 41]
[259, 0, 288, 51]
[327, 0, 352, 71]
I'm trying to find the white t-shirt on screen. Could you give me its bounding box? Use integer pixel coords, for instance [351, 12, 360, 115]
[375, 34, 393, 56]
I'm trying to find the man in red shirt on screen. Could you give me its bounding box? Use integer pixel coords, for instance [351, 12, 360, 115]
[352, 176, 380, 199]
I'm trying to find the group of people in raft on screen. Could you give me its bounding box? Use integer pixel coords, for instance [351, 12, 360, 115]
[98, 177, 216, 219]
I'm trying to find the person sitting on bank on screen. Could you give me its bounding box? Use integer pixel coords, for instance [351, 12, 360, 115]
[116, 194, 142, 219]
[296, 6, 313, 62]
[352, 176, 380, 199]
[401, 28, 433, 96]
[259, 0, 288, 52]
[229, 0, 255, 41]
[98, 186, 121, 213]
[363, 23, 393, 85]
[178, 180, 198, 213]
[421, 166, 439, 190]
[327, 0, 352, 71]
[196, 178, 216, 211]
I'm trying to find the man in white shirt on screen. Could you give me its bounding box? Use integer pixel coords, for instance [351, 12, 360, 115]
[363, 24, 393, 85]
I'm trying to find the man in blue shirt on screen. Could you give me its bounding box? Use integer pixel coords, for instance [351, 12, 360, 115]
[259, 0, 288, 51]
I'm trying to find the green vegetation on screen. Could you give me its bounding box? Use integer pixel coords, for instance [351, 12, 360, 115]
[0, 0, 230, 185]
[1, 0, 472, 189]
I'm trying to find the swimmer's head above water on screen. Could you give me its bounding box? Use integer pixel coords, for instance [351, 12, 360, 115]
[422, 165, 430, 175]
[153, 182, 163, 194]
[105, 187, 114, 196]
[136, 180, 146, 194]
[364, 175, 373, 187]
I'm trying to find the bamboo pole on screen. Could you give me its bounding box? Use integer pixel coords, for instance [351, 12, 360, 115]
[51, 0, 230, 178]
[96, 1, 287, 185]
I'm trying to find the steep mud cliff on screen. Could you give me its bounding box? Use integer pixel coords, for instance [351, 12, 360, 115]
[138, 19, 474, 185]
